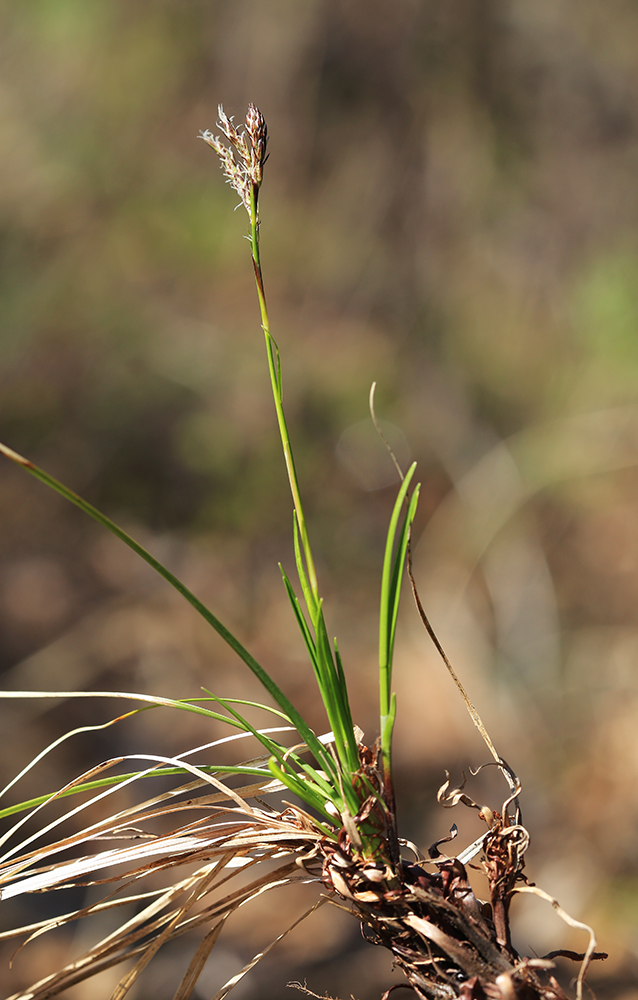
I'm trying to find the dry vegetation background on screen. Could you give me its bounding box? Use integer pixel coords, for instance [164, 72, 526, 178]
[1, 1, 638, 998]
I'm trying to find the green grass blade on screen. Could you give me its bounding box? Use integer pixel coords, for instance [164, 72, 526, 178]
[0, 443, 321, 756]
[279, 569, 358, 776]
[0, 765, 279, 821]
[266, 759, 337, 830]
[198, 697, 292, 723]
[204, 694, 340, 813]
[0, 688, 283, 730]
[313, 613, 359, 775]
[332, 643, 360, 766]
[279, 569, 320, 674]
[379, 462, 418, 721]
[333, 640, 356, 748]
[378, 466, 419, 795]
[292, 513, 318, 624]
[386, 485, 421, 663]
[381, 691, 397, 770]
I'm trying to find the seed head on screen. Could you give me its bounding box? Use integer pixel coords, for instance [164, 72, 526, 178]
[200, 104, 268, 216]
[245, 103, 268, 186]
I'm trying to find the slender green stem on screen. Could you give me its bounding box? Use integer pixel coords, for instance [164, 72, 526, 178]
[249, 184, 319, 613]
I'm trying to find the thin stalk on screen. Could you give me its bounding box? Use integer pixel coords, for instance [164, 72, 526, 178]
[249, 183, 319, 614]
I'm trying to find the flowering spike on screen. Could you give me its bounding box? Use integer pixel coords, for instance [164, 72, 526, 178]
[246, 103, 268, 186]
[200, 104, 268, 217]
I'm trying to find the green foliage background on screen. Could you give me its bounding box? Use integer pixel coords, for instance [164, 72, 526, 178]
[1, 2, 638, 997]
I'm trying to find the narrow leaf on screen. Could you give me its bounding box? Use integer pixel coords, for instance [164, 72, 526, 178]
[0, 444, 320, 760]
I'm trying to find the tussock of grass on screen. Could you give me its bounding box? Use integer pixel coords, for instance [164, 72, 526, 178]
[0, 106, 603, 1000]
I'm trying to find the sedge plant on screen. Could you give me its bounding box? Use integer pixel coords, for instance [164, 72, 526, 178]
[0, 106, 602, 1000]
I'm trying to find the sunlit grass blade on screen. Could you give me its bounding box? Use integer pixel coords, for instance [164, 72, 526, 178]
[0, 443, 324, 758]
[201, 688, 331, 778]
[201, 692, 340, 824]
[0, 766, 275, 822]
[279, 568, 325, 688]
[333, 640, 357, 762]
[379, 462, 419, 722]
[313, 611, 360, 774]
[0, 745, 299, 824]
[0, 749, 272, 875]
[0, 688, 298, 826]
[0, 676, 344, 832]
[1, 765, 309, 891]
[385, 484, 420, 675]
[293, 512, 319, 623]
[201, 697, 292, 722]
[378, 464, 419, 783]
[280, 568, 359, 783]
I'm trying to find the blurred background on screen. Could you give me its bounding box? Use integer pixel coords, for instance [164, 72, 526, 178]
[1, 1, 638, 997]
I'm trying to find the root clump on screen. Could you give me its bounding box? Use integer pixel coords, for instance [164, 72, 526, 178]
[298, 746, 582, 1000]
